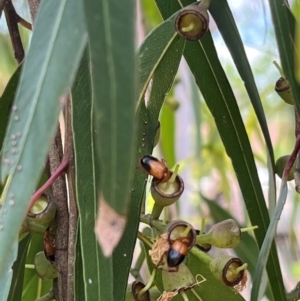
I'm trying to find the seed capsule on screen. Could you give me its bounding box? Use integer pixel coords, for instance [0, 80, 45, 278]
[275, 77, 294, 105]
[27, 194, 56, 225]
[210, 256, 247, 287]
[140, 155, 170, 183]
[175, 4, 209, 41]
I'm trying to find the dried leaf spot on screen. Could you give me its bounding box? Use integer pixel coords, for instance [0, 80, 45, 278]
[110, 219, 117, 227]
[94, 196, 127, 257]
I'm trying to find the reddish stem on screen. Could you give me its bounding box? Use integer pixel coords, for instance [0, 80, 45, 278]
[28, 155, 68, 209]
[282, 134, 300, 182]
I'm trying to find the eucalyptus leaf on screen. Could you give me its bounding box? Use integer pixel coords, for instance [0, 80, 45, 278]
[112, 31, 185, 301]
[138, 13, 179, 106]
[0, 0, 86, 297]
[209, 0, 275, 167]
[0, 65, 22, 196]
[72, 50, 105, 301]
[0, 65, 22, 154]
[7, 234, 31, 301]
[74, 227, 85, 301]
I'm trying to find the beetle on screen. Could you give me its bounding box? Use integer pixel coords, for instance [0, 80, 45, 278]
[167, 238, 189, 268]
[44, 228, 56, 262]
[140, 155, 170, 183]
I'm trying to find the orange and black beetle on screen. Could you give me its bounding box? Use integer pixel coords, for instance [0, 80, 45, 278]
[140, 155, 170, 183]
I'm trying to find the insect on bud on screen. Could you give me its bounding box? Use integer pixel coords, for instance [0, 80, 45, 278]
[140, 155, 171, 183]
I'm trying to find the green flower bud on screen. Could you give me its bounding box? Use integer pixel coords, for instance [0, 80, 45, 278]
[275, 77, 295, 105]
[34, 251, 58, 280]
[275, 155, 295, 181]
[196, 219, 242, 248]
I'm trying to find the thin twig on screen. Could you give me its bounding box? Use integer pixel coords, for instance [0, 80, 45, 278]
[49, 127, 69, 301]
[282, 135, 300, 183]
[293, 109, 300, 192]
[29, 156, 68, 209]
[18, 15, 32, 30]
[65, 96, 78, 301]
[4, 0, 24, 63]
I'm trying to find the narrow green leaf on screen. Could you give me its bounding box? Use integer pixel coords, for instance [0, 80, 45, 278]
[0, 65, 21, 195]
[112, 35, 185, 300]
[74, 225, 85, 301]
[251, 183, 288, 301]
[72, 51, 105, 301]
[7, 234, 31, 301]
[0, 0, 87, 297]
[185, 35, 284, 301]
[72, 19, 185, 300]
[0, 65, 21, 153]
[0, 236, 17, 301]
[209, 0, 275, 175]
[209, 0, 277, 215]
[82, 0, 136, 257]
[268, 1, 300, 111]
[138, 14, 178, 106]
[153, 1, 285, 300]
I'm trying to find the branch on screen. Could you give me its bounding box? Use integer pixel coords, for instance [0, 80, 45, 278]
[48, 126, 69, 301]
[18, 15, 32, 30]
